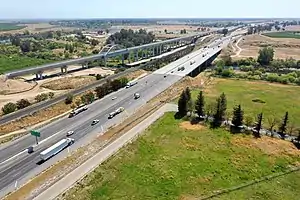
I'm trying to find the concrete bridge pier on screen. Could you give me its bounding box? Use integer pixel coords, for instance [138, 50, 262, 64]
[35, 71, 43, 80]
[121, 54, 125, 65]
[60, 66, 68, 74]
[159, 45, 162, 55]
[135, 51, 139, 62]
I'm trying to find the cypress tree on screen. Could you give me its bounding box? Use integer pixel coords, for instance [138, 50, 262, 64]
[178, 90, 188, 117]
[232, 104, 243, 127]
[278, 112, 289, 138]
[195, 91, 205, 118]
[220, 92, 227, 120]
[212, 97, 222, 127]
[254, 113, 263, 138]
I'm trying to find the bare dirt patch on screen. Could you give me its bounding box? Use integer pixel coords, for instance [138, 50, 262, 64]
[125, 69, 148, 80]
[0, 78, 36, 95]
[231, 136, 300, 157]
[41, 76, 96, 90]
[237, 34, 300, 59]
[179, 121, 206, 131]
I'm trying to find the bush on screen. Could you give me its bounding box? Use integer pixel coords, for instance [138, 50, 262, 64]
[65, 94, 73, 104]
[2, 102, 17, 115]
[48, 92, 55, 99]
[16, 99, 31, 109]
[35, 93, 49, 102]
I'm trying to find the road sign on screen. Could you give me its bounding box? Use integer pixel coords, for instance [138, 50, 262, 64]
[30, 130, 40, 137]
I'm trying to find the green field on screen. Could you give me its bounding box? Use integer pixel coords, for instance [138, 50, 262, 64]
[63, 112, 300, 200]
[0, 23, 26, 31]
[262, 31, 300, 39]
[0, 55, 52, 74]
[188, 78, 300, 130]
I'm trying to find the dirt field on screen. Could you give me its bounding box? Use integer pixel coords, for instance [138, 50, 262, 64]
[285, 25, 300, 31]
[41, 76, 96, 90]
[234, 34, 300, 60]
[0, 67, 114, 109]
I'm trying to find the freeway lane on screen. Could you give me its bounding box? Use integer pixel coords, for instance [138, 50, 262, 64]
[0, 73, 168, 164]
[0, 73, 182, 193]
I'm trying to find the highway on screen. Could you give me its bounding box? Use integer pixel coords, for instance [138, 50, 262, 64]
[0, 35, 234, 197]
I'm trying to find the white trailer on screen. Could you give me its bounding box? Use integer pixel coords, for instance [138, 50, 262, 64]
[40, 138, 74, 161]
[126, 79, 138, 88]
[69, 104, 88, 118]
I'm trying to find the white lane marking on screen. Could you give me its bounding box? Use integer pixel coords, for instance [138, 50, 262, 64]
[15, 181, 18, 188]
[33, 129, 66, 147]
[0, 149, 27, 166]
[0, 129, 66, 166]
[101, 125, 104, 133]
[67, 147, 70, 154]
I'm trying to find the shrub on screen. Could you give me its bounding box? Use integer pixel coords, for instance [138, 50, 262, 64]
[48, 92, 55, 99]
[2, 102, 17, 115]
[16, 99, 31, 109]
[65, 94, 73, 104]
[35, 93, 49, 102]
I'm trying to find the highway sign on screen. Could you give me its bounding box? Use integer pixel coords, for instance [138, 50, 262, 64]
[30, 130, 40, 137]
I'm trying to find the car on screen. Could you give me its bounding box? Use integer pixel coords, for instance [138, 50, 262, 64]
[134, 93, 140, 99]
[112, 96, 117, 100]
[66, 131, 74, 136]
[27, 146, 34, 154]
[91, 119, 100, 125]
[171, 71, 174, 73]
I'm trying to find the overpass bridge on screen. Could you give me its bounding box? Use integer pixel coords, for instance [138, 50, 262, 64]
[5, 31, 215, 79]
[4, 26, 242, 79]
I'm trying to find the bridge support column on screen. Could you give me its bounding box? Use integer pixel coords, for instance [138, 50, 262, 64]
[135, 51, 139, 62]
[159, 45, 162, 55]
[121, 54, 124, 65]
[104, 56, 107, 67]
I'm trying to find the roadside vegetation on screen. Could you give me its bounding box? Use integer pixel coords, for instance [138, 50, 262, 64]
[62, 112, 300, 200]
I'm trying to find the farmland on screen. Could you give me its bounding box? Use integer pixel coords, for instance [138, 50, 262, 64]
[0, 23, 26, 32]
[62, 112, 300, 200]
[263, 31, 300, 39]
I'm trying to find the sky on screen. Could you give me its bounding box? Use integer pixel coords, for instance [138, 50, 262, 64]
[0, 0, 300, 19]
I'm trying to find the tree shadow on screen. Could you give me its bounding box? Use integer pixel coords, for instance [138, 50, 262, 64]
[292, 141, 300, 150]
[174, 112, 184, 119]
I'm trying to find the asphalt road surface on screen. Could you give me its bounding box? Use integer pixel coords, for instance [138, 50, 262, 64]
[0, 36, 233, 197]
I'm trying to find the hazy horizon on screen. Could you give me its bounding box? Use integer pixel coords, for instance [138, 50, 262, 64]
[1, 0, 299, 19]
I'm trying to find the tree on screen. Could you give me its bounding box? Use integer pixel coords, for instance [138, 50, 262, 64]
[20, 40, 31, 53]
[164, 29, 168, 34]
[232, 104, 244, 127]
[222, 28, 229, 36]
[185, 87, 193, 113]
[253, 113, 263, 138]
[91, 39, 99, 46]
[16, 99, 31, 110]
[220, 93, 227, 120]
[81, 91, 94, 104]
[35, 93, 48, 102]
[65, 94, 73, 105]
[278, 112, 289, 138]
[257, 47, 274, 65]
[48, 92, 55, 99]
[178, 90, 188, 117]
[2, 102, 17, 115]
[267, 115, 279, 132]
[195, 91, 205, 118]
[212, 97, 223, 127]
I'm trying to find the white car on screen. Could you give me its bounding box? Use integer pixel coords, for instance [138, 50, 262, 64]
[112, 96, 117, 100]
[66, 131, 74, 136]
[91, 119, 100, 125]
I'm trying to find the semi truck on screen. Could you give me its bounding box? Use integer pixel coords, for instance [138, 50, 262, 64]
[108, 107, 125, 119]
[40, 138, 74, 161]
[126, 79, 138, 88]
[69, 104, 88, 118]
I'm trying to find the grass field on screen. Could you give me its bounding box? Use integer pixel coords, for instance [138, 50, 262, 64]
[0, 55, 52, 74]
[262, 31, 300, 39]
[63, 112, 300, 200]
[0, 23, 26, 31]
[189, 78, 300, 130]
